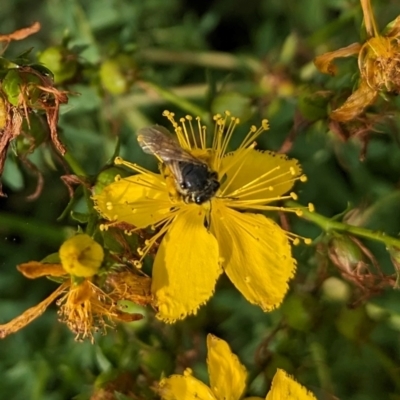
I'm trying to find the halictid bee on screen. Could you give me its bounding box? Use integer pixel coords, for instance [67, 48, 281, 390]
[137, 125, 220, 204]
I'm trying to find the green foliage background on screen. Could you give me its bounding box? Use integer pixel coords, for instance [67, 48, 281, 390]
[1, 0, 400, 399]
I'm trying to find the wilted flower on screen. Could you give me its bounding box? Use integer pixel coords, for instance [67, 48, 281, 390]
[314, 0, 400, 121]
[0, 22, 69, 196]
[94, 111, 311, 322]
[158, 334, 316, 400]
[0, 234, 148, 341]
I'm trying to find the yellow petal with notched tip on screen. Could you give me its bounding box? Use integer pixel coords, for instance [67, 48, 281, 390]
[152, 206, 222, 322]
[207, 334, 247, 400]
[212, 203, 295, 311]
[266, 369, 317, 400]
[220, 148, 301, 204]
[93, 174, 174, 228]
[159, 374, 216, 400]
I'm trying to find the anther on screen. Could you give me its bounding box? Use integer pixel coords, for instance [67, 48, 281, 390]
[261, 119, 269, 130]
[300, 174, 308, 182]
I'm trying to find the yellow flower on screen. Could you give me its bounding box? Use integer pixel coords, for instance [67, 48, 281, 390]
[94, 111, 309, 322]
[314, 0, 400, 121]
[0, 235, 149, 340]
[159, 334, 316, 400]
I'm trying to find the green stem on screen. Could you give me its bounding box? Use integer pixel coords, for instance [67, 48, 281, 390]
[0, 213, 66, 245]
[141, 81, 209, 122]
[138, 48, 262, 73]
[63, 152, 88, 177]
[287, 201, 400, 248]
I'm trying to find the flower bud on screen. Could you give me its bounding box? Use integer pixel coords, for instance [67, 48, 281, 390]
[38, 45, 78, 84]
[93, 166, 131, 195]
[99, 54, 138, 95]
[59, 234, 104, 277]
[328, 234, 364, 273]
[15, 113, 49, 155]
[2, 68, 42, 107]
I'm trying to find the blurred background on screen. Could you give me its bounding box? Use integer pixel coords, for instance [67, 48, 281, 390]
[1, 0, 400, 399]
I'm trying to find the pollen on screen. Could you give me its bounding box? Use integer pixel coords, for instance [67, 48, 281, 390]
[106, 202, 113, 210]
[308, 203, 315, 212]
[290, 192, 298, 200]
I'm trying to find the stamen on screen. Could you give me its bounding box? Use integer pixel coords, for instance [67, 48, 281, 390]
[239, 119, 269, 149]
[219, 116, 239, 159]
[226, 168, 304, 199]
[286, 231, 312, 246]
[225, 164, 282, 197]
[185, 115, 199, 149]
[114, 157, 159, 177]
[137, 217, 175, 262]
[177, 123, 191, 150]
[196, 116, 206, 149]
[162, 110, 178, 129]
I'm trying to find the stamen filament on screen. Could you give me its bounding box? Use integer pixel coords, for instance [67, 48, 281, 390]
[224, 165, 282, 197]
[196, 117, 206, 149]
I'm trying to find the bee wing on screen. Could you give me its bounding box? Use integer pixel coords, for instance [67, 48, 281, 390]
[136, 125, 199, 163]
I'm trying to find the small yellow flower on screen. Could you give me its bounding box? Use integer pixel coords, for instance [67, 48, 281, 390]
[59, 233, 104, 277]
[159, 334, 316, 400]
[314, 0, 400, 121]
[94, 111, 309, 322]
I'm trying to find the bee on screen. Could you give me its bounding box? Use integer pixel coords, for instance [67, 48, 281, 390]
[137, 125, 220, 204]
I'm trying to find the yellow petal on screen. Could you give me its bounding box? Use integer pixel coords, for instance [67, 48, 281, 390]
[159, 375, 216, 400]
[152, 206, 222, 322]
[330, 80, 378, 121]
[17, 262, 65, 279]
[93, 174, 173, 228]
[212, 204, 295, 311]
[220, 149, 301, 203]
[266, 369, 317, 400]
[207, 334, 247, 400]
[314, 42, 362, 75]
[0, 284, 67, 338]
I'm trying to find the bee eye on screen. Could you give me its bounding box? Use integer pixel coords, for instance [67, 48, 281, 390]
[180, 182, 187, 189]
